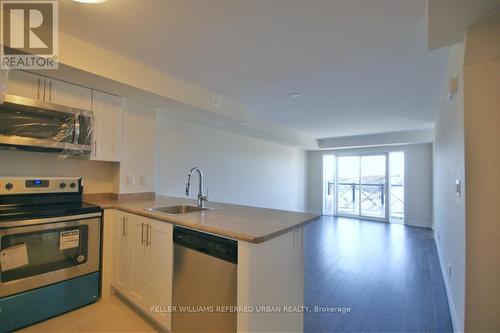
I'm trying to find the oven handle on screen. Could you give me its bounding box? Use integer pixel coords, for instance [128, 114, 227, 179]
[0, 212, 102, 229]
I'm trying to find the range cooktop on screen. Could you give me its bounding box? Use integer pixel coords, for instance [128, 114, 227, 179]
[0, 177, 101, 223]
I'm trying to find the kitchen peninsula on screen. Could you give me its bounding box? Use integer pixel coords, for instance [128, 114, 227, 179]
[85, 194, 319, 333]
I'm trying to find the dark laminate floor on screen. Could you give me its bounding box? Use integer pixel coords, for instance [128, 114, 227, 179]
[304, 216, 453, 333]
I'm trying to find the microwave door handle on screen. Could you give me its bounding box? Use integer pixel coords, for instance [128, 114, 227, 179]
[74, 113, 80, 145]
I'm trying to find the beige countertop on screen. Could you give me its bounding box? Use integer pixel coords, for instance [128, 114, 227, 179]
[84, 195, 319, 244]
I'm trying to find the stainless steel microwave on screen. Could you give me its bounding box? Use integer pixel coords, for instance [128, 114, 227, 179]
[0, 94, 93, 153]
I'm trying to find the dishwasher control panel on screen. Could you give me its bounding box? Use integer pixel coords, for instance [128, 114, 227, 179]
[173, 226, 238, 264]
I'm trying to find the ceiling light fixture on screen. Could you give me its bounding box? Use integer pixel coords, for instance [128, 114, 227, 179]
[289, 92, 301, 98]
[73, 0, 107, 3]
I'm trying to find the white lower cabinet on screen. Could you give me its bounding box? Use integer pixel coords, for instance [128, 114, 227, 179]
[112, 211, 173, 330]
[144, 219, 173, 328]
[114, 211, 130, 295]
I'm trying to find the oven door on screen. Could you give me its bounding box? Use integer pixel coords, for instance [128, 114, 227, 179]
[0, 216, 100, 298]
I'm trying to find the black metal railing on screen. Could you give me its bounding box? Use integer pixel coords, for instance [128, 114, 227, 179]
[327, 182, 403, 217]
[390, 184, 404, 218]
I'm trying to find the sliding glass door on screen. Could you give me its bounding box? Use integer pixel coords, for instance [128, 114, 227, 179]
[337, 156, 360, 215]
[322, 152, 405, 221]
[336, 154, 387, 220]
[360, 155, 386, 218]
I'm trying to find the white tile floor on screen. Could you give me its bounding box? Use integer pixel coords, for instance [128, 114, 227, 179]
[17, 295, 162, 333]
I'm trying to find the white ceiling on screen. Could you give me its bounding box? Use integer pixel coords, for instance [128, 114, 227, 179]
[59, 0, 449, 139]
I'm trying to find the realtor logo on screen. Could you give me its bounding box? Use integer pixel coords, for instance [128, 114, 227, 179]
[1, 0, 58, 69]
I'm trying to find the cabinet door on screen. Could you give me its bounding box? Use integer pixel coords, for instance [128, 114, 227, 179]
[145, 219, 173, 330]
[45, 78, 92, 110]
[6, 70, 43, 100]
[128, 216, 149, 308]
[113, 211, 130, 294]
[91, 91, 122, 162]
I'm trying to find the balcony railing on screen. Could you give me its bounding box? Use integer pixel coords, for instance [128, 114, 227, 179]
[327, 182, 403, 218]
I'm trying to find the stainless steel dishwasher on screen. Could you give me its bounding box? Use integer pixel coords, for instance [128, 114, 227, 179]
[172, 226, 238, 333]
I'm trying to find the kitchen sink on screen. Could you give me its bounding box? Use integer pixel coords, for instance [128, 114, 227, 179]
[148, 205, 211, 215]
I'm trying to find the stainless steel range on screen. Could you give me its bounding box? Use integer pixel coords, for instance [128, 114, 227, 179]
[0, 177, 102, 332]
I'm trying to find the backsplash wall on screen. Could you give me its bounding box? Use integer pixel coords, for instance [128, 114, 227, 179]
[0, 150, 119, 193]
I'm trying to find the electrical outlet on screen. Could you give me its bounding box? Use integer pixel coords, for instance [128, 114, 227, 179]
[212, 95, 221, 108]
[448, 263, 452, 280]
[140, 176, 150, 186]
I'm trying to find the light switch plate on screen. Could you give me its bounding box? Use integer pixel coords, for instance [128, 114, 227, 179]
[126, 176, 136, 186]
[455, 179, 461, 197]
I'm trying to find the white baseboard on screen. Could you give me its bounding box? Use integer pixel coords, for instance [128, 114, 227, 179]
[404, 219, 433, 228]
[434, 230, 460, 332]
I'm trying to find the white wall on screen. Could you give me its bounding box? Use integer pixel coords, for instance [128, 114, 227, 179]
[0, 150, 118, 193]
[307, 144, 433, 228]
[433, 42, 465, 332]
[463, 21, 500, 332]
[307, 152, 324, 215]
[119, 100, 156, 194]
[155, 112, 307, 212]
[317, 128, 434, 149]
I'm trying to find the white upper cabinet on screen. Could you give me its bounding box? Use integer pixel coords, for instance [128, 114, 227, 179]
[7, 70, 92, 111]
[44, 78, 92, 111]
[91, 91, 122, 162]
[6, 70, 43, 100]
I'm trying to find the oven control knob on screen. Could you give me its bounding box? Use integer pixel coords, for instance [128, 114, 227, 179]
[70, 182, 77, 189]
[59, 183, 67, 189]
[5, 183, 13, 191]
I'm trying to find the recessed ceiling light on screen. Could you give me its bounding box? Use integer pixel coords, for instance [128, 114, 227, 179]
[73, 0, 107, 3]
[289, 92, 301, 98]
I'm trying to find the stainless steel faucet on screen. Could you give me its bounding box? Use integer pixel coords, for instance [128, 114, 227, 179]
[185, 167, 208, 208]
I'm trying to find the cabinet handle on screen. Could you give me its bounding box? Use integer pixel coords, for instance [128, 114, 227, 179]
[122, 217, 127, 236]
[36, 78, 41, 100]
[147, 225, 152, 246]
[43, 79, 47, 101]
[141, 223, 145, 245]
[49, 81, 52, 101]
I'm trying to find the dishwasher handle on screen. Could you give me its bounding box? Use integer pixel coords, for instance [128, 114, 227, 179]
[173, 226, 238, 264]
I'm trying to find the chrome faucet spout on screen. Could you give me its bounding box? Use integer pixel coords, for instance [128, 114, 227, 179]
[185, 167, 208, 208]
